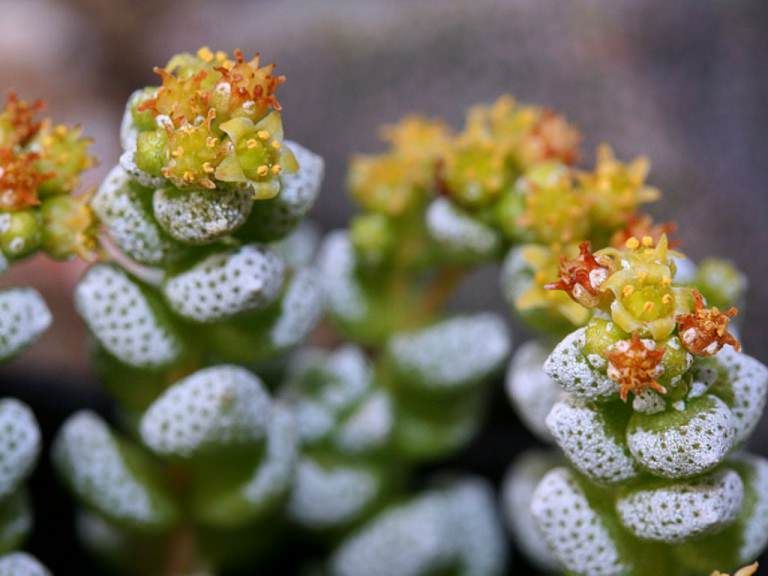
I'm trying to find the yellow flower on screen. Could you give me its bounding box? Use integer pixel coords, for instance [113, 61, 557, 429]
[348, 116, 450, 215]
[466, 95, 581, 168]
[511, 162, 590, 245]
[579, 144, 660, 229]
[514, 244, 591, 328]
[711, 563, 759, 576]
[600, 235, 690, 340]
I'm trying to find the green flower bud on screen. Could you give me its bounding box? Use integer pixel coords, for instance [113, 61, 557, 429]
[0, 210, 41, 259]
[134, 130, 168, 177]
[40, 194, 98, 260]
[33, 123, 95, 196]
[695, 258, 748, 312]
[350, 213, 394, 267]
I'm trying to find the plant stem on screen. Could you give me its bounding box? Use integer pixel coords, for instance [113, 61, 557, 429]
[420, 264, 467, 319]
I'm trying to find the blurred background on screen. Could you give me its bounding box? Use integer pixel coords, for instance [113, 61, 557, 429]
[0, 0, 766, 573]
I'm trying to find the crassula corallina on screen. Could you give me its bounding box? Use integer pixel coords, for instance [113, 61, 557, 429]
[516, 235, 768, 575]
[0, 92, 96, 574]
[54, 47, 324, 574]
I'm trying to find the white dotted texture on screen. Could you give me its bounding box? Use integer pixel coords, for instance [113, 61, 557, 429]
[446, 478, 507, 576]
[0, 491, 31, 550]
[54, 411, 173, 528]
[140, 365, 271, 457]
[425, 198, 500, 259]
[735, 454, 768, 563]
[92, 164, 180, 265]
[288, 457, 380, 529]
[331, 489, 456, 576]
[269, 268, 323, 350]
[627, 394, 736, 479]
[248, 141, 324, 240]
[317, 231, 367, 322]
[241, 403, 298, 508]
[293, 398, 334, 444]
[531, 467, 628, 576]
[317, 345, 372, 411]
[544, 328, 619, 401]
[119, 89, 143, 152]
[284, 345, 373, 445]
[546, 397, 638, 484]
[163, 244, 284, 323]
[388, 313, 510, 390]
[119, 149, 166, 189]
[0, 553, 50, 576]
[332, 478, 506, 576]
[501, 451, 561, 572]
[506, 341, 561, 442]
[333, 391, 393, 454]
[76, 264, 182, 368]
[271, 221, 320, 269]
[0, 399, 40, 501]
[0, 289, 51, 363]
[153, 185, 254, 245]
[616, 469, 742, 543]
[712, 347, 768, 445]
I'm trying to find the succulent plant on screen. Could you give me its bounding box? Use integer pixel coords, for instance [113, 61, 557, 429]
[503, 235, 766, 574]
[53, 47, 325, 574]
[0, 91, 95, 573]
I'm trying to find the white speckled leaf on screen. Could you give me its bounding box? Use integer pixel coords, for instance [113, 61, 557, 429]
[331, 477, 506, 576]
[617, 469, 742, 542]
[388, 314, 511, 391]
[710, 347, 768, 445]
[140, 365, 271, 457]
[0, 553, 50, 576]
[626, 394, 736, 479]
[53, 411, 177, 530]
[333, 390, 393, 454]
[501, 451, 561, 572]
[331, 486, 454, 576]
[288, 457, 381, 529]
[674, 454, 768, 571]
[425, 198, 500, 260]
[163, 244, 284, 322]
[271, 221, 320, 269]
[268, 267, 323, 350]
[544, 328, 619, 401]
[0, 289, 51, 363]
[0, 399, 40, 501]
[446, 478, 508, 576]
[92, 164, 182, 265]
[318, 231, 368, 323]
[531, 467, 628, 576]
[734, 454, 768, 562]
[76, 264, 183, 369]
[506, 341, 561, 442]
[546, 397, 638, 484]
[153, 186, 254, 245]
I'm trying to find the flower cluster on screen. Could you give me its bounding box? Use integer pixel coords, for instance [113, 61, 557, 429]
[504, 232, 765, 575]
[0, 93, 96, 260]
[127, 47, 296, 197]
[54, 48, 329, 575]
